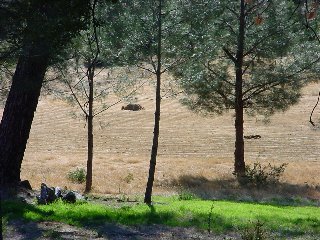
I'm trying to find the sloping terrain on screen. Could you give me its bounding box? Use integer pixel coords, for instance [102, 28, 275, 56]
[1, 76, 320, 196]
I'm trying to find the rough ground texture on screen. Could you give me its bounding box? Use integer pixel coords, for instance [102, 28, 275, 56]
[4, 219, 319, 240]
[5, 220, 238, 240]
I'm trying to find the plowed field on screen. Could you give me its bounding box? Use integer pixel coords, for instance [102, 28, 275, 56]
[1, 77, 320, 197]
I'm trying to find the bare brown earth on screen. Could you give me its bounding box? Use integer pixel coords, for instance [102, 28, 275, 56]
[5, 219, 239, 240]
[1, 77, 320, 198]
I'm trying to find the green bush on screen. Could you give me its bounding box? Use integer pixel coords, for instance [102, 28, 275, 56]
[239, 162, 288, 188]
[67, 167, 86, 184]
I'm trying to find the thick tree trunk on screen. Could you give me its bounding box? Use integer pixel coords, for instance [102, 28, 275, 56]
[85, 70, 94, 193]
[0, 46, 49, 187]
[234, 0, 246, 178]
[0, 187, 2, 240]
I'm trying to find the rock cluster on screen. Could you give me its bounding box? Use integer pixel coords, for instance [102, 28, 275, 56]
[36, 183, 83, 204]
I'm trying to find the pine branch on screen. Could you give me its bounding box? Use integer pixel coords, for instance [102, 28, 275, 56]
[93, 80, 147, 117]
[310, 91, 320, 126]
[205, 62, 235, 87]
[223, 47, 236, 63]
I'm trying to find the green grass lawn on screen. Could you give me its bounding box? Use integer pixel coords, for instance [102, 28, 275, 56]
[3, 196, 320, 237]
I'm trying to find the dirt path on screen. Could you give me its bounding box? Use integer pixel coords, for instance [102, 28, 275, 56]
[5, 219, 320, 240]
[5, 220, 238, 240]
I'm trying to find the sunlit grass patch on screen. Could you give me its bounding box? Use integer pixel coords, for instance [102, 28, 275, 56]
[3, 196, 320, 237]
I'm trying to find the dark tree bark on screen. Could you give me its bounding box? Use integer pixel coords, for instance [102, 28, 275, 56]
[144, 0, 162, 205]
[234, 71, 245, 177]
[234, 0, 246, 178]
[0, 45, 49, 187]
[0, 187, 2, 240]
[85, 68, 94, 193]
[144, 69, 161, 205]
[84, 0, 99, 193]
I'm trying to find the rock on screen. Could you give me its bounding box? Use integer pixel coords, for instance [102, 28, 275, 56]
[62, 191, 76, 203]
[37, 183, 49, 204]
[47, 187, 56, 203]
[37, 183, 57, 204]
[55, 187, 62, 198]
[73, 192, 85, 201]
[37, 184, 82, 204]
[121, 104, 144, 111]
[19, 180, 32, 190]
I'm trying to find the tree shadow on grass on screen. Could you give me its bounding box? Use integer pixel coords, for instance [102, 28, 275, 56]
[171, 175, 320, 206]
[3, 201, 50, 240]
[3, 197, 320, 239]
[91, 205, 227, 239]
[2, 199, 230, 239]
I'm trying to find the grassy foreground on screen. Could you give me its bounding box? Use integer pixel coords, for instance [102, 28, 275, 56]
[3, 196, 320, 236]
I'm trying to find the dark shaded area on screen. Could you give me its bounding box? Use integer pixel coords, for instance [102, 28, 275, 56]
[171, 175, 320, 206]
[93, 223, 227, 240]
[0, 187, 3, 240]
[3, 200, 54, 240]
[6, 220, 43, 240]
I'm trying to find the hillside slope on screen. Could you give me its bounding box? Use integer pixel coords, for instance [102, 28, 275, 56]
[1, 80, 320, 195]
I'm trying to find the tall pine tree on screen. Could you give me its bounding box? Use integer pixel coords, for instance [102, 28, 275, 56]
[0, 0, 91, 187]
[174, 0, 320, 180]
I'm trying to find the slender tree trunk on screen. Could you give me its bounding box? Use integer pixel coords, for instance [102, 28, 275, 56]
[144, 0, 162, 205]
[144, 71, 161, 205]
[234, 0, 246, 178]
[0, 45, 49, 187]
[234, 73, 245, 176]
[85, 69, 94, 192]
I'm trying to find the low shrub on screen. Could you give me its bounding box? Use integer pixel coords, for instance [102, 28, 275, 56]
[238, 162, 288, 188]
[67, 167, 86, 184]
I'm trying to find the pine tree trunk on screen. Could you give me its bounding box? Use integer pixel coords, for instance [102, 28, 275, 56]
[0, 46, 49, 187]
[144, 71, 161, 205]
[144, 0, 162, 205]
[0, 187, 2, 240]
[85, 70, 94, 193]
[234, 0, 246, 178]
[234, 80, 245, 177]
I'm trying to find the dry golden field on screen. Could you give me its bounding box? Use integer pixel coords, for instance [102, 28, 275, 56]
[1, 75, 320, 200]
